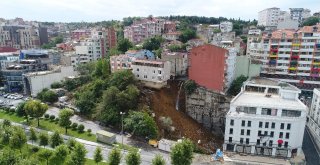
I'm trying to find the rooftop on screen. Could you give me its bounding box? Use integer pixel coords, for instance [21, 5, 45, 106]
[248, 77, 299, 91]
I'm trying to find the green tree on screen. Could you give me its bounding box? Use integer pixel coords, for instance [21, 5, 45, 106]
[142, 36, 164, 51]
[125, 149, 141, 165]
[179, 29, 196, 43]
[108, 147, 121, 165]
[227, 75, 248, 96]
[170, 139, 194, 165]
[94, 146, 103, 164]
[108, 47, 121, 56]
[155, 48, 162, 59]
[51, 82, 63, 89]
[24, 100, 48, 127]
[184, 80, 197, 95]
[67, 142, 87, 165]
[16, 102, 26, 117]
[29, 127, 38, 144]
[37, 89, 58, 103]
[152, 154, 166, 165]
[303, 17, 320, 26]
[58, 108, 74, 134]
[10, 126, 27, 154]
[39, 131, 49, 147]
[51, 144, 69, 164]
[66, 138, 77, 151]
[117, 38, 133, 53]
[124, 111, 158, 139]
[0, 148, 19, 165]
[38, 149, 53, 165]
[50, 131, 64, 148]
[109, 70, 136, 90]
[75, 90, 96, 116]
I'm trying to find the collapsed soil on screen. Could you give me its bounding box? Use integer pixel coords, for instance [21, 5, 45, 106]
[142, 80, 223, 153]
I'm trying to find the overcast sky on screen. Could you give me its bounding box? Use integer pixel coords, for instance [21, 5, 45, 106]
[0, 0, 319, 22]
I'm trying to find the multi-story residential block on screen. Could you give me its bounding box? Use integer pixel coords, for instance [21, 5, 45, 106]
[290, 8, 311, 24]
[124, 17, 174, 44]
[249, 24, 320, 90]
[223, 78, 307, 158]
[246, 29, 262, 58]
[307, 88, 320, 152]
[71, 29, 91, 41]
[162, 32, 181, 41]
[0, 27, 11, 47]
[161, 51, 188, 78]
[314, 12, 320, 18]
[0, 51, 19, 69]
[258, 7, 281, 27]
[106, 27, 117, 49]
[196, 24, 220, 42]
[188, 44, 236, 93]
[17, 27, 40, 49]
[131, 59, 170, 89]
[220, 21, 233, 33]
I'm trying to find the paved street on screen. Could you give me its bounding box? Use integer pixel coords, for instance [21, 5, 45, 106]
[302, 128, 320, 165]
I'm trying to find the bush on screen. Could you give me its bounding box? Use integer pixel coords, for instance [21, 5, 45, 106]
[184, 80, 197, 95]
[4, 107, 10, 113]
[10, 108, 16, 113]
[50, 115, 56, 120]
[71, 123, 78, 130]
[44, 114, 50, 119]
[87, 129, 92, 133]
[31, 146, 40, 153]
[51, 82, 63, 89]
[77, 124, 85, 133]
[55, 118, 60, 122]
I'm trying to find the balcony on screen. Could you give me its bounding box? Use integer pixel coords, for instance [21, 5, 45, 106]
[311, 73, 319, 77]
[269, 54, 277, 58]
[270, 48, 278, 52]
[292, 43, 300, 47]
[313, 61, 320, 65]
[316, 44, 320, 49]
[269, 60, 277, 65]
[288, 67, 297, 71]
[291, 55, 299, 59]
[311, 68, 320, 72]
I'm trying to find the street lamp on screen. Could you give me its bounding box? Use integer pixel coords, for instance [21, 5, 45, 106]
[120, 112, 125, 147]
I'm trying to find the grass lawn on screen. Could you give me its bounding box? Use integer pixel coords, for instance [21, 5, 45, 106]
[0, 110, 96, 142]
[85, 159, 108, 165]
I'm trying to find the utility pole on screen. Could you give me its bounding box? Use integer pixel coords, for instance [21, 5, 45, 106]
[120, 111, 125, 147]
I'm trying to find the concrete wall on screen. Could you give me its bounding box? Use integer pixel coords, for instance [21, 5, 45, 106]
[185, 87, 229, 136]
[235, 56, 261, 78]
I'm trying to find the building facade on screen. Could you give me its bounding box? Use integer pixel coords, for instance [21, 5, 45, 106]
[306, 88, 320, 152]
[258, 7, 281, 27]
[220, 21, 233, 33]
[161, 51, 188, 78]
[290, 8, 311, 24]
[223, 78, 307, 158]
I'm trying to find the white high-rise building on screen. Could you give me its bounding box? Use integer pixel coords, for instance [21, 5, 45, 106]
[307, 88, 320, 151]
[258, 7, 280, 27]
[223, 78, 307, 158]
[220, 21, 233, 33]
[290, 8, 311, 24]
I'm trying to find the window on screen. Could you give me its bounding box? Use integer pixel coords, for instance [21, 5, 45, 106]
[257, 139, 260, 145]
[241, 129, 244, 135]
[284, 141, 288, 148]
[264, 131, 268, 136]
[240, 138, 244, 144]
[286, 133, 290, 139]
[265, 122, 269, 128]
[246, 138, 249, 144]
[229, 128, 233, 134]
[229, 137, 232, 143]
[271, 122, 275, 129]
[270, 131, 274, 137]
[282, 109, 301, 117]
[269, 140, 273, 147]
[248, 121, 251, 127]
[247, 130, 251, 136]
[230, 120, 234, 126]
[279, 132, 283, 138]
[287, 124, 291, 130]
[241, 120, 245, 126]
[137, 68, 139, 71]
[158, 70, 162, 74]
[259, 122, 263, 128]
[240, 107, 257, 114]
[258, 131, 262, 136]
[261, 108, 272, 115]
[280, 123, 284, 129]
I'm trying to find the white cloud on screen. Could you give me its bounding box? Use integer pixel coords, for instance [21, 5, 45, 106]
[0, 0, 319, 22]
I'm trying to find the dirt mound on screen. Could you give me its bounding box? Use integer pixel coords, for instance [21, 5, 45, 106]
[146, 80, 223, 153]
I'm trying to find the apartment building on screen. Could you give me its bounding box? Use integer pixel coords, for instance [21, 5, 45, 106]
[307, 88, 320, 152]
[258, 7, 281, 27]
[220, 21, 233, 33]
[131, 59, 170, 89]
[223, 78, 307, 158]
[188, 44, 236, 93]
[161, 51, 188, 78]
[290, 8, 311, 24]
[162, 32, 181, 41]
[124, 17, 174, 44]
[246, 29, 262, 58]
[249, 24, 320, 90]
[71, 29, 91, 41]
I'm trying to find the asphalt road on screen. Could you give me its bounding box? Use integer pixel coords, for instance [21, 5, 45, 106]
[302, 129, 320, 165]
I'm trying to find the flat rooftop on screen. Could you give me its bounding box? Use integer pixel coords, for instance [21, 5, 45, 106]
[248, 77, 299, 91]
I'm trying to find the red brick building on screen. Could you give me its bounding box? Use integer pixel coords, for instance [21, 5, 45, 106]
[188, 44, 227, 92]
[107, 28, 117, 49]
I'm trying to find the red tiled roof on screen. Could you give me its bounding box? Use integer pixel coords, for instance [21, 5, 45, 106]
[0, 47, 19, 53]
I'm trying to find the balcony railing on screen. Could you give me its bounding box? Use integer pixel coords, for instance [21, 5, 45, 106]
[291, 55, 299, 59]
[292, 43, 301, 47]
[288, 67, 297, 70]
[270, 48, 278, 52]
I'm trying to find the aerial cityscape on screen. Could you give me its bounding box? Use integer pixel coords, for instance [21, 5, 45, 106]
[0, 0, 320, 164]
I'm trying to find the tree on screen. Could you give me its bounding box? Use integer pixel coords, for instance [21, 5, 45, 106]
[124, 111, 158, 139]
[117, 38, 133, 53]
[16, 102, 26, 117]
[59, 108, 74, 134]
[179, 29, 196, 43]
[94, 146, 103, 164]
[0, 148, 19, 165]
[24, 100, 48, 127]
[170, 139, 194, 165]
[184, 80, 197, 95]
[67, 142, 87, 165]
[142, 36, 164, 51]
[109, 70, 136, 90]
[39, 131, 49, 147]
[152, 154, 166, 165]
[108, 47, 121, 56]
[29, 127, 38, 144]
[108, 147, 121, 165]
[51, 144, 69, 164]
[37, 89, 58, 103]
[38, 149, 53, 165]
[303, 17, 320, 26]
[51, 82, 63, 89]
[50, 131, 64, 148]
[125, 149, 141, 165]
[227, 75, 248, 96]
[66, 138, 77, 151]
[10, 126, 27, 154]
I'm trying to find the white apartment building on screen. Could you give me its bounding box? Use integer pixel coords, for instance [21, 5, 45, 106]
[131, 60, 170, 89]
[307, 88, 320, 152]
[72, 37, 103, 67]
[161, 51, 188, 77]
[258, 7, 281, 27]
[110, 54, 134, 73]
[246, 29, 262, 57]
[290, 8, 311, 24]
[220, 21, 233, 33]
[225, 48, 237, 87]
[223, 78, 307, 158]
